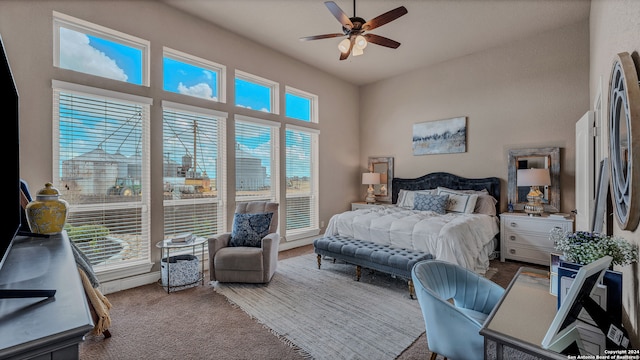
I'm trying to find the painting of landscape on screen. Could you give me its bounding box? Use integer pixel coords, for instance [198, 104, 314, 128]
[412, 117, 466, 155]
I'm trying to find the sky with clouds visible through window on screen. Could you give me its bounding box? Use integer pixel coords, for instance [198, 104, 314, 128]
[58, 28, 312, 178]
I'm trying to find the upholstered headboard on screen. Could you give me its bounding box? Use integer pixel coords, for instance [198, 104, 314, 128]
[391, 172, 501, 214]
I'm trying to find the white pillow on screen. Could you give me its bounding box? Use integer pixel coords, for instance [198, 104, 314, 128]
[397, 189, 435, 209]
[436, 186, 496, 215]
[436, 187, 478, 213]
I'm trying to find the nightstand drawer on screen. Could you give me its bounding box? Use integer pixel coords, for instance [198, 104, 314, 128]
[351, 202, 391, 211]
[502, 229, 556, 248]
[502, 217, 571, 234]
[503, 244, 554, 265]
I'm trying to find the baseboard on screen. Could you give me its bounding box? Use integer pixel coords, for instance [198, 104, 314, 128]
[280, 236, 316, 251]
[99, 271, 161, 295]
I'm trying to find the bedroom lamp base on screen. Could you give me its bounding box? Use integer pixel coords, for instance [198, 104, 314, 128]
[524, 187, 544, 216]
[365, 186, 377, 204]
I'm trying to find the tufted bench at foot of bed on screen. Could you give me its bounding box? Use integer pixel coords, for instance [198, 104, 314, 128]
[313, 235, 433, 299]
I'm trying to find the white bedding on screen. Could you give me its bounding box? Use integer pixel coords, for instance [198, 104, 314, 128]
[325, 206, 500, 274]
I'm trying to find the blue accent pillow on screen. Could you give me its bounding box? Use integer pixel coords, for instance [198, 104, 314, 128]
[413, 193, 449, 214]
[230, 212, 274, 247]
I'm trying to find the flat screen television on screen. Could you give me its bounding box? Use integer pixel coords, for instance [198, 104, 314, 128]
[0, 33, 55, 298]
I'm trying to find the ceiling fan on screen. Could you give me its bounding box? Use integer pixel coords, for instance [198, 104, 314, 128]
[300, 0, 408, 60]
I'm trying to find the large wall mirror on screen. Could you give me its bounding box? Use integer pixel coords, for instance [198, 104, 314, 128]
[368, 156, 394, 203]
[507, 147, 560, 212]
[608, 52, 640, 230]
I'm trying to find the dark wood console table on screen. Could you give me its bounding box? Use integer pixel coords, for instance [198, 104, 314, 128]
[0, 232, 94, 359]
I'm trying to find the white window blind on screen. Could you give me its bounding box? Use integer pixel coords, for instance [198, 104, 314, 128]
[235, 116, 279, 202]
[53, 83, 151, 269]
[285, 125, 319, 239]
[162, 103, 226, 239]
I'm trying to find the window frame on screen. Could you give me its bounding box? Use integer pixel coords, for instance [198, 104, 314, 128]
[53, 11, 150, 86]
[285, 85, 318, 123]
[162, 47, 227, 103]
[162, 100, 228, 240]
[285, 124, 320, 240]
[52, 79, 153, 278]
[235, 70, 279, 114]
[234, 114, 280, 203]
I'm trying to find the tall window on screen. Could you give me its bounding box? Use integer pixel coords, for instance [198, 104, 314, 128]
[234, 115, 279, 202]
[163, 48, 226, 103]
[285, 86, 318, 123]
[53, 11, 149, 86]
[53, 80, 151, 270]
[285, 125, 319, 239]
[235, 70, 279, 114]
[163, 102, 227, 239]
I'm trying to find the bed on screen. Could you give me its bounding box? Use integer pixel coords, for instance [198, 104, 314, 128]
[324, 172, 501, 275]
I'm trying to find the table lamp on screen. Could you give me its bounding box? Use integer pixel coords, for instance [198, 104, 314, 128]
[362, 172, 381, 204]
[517, 168, 551, 216]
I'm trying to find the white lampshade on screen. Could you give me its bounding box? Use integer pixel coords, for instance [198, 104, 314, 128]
[354, 35, 367, 50]
[362, 172, 381, 185]
[517, 168, 551, 186]
[352, 47, 364, 56]
[338, 38, 351, 53]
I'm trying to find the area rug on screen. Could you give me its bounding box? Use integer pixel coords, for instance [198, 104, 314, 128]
[214, 254, 425, 360]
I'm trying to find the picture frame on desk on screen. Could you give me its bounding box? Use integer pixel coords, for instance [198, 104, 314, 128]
[542, 256, 613, 354]
[557, 260, 622, 325]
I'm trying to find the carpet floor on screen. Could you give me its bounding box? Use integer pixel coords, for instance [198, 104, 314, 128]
[79, 245, 545, 360]
[214, 254, 425, 360]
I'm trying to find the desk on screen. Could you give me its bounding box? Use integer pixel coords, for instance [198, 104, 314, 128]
[0, 232, 94, 359]
[480, 267, 565, 360]
[156, 237, 206, 293]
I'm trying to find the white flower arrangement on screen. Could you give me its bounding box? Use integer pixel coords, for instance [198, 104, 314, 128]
[550, 228, 639, 266]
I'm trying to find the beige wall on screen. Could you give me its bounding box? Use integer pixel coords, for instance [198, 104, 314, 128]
[590, 0, 640, 345]
[0, 1, 360, 263]
[360, 21, 590, 213]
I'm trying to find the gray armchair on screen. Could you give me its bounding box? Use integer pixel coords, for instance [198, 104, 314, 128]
[208, 201, 279, 283]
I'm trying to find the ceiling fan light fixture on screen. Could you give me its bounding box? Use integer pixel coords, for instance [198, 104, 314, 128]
[355, 35, 367, 50]
[352, 47, 364, 56]
[338, 38, 351, 53]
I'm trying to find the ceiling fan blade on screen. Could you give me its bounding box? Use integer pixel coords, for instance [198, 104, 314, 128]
[362, 6, 408, 31]
[339, 37, 355, 61]
[325, 1, 353, 30]
[300, 33, 345, 41]
[363, 33, 401, 49]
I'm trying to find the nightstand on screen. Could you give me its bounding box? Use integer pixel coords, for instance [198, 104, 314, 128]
[500, 212, 574, 265]
[351, 202, 391, 211]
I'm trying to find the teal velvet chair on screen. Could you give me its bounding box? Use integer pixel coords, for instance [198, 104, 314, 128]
[411, 260, 505, 360]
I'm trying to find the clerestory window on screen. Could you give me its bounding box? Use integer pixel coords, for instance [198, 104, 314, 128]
[53, 11, 149, 86]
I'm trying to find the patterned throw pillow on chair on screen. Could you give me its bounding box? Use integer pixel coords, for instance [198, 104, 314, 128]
[230, 212, 274, 247]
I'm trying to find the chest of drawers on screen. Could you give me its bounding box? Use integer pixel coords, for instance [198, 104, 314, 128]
[500, 213, 573, 265]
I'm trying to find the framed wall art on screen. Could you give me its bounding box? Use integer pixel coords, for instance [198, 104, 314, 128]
[412, 116, 466, 155]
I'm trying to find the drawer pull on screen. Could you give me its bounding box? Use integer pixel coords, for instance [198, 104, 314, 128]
[510, 222, 517, 227]
[510, 235, 516, 241]
[509, 249, 516, 254]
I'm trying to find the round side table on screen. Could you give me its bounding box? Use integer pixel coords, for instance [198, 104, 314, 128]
[155, 237, 207, 293]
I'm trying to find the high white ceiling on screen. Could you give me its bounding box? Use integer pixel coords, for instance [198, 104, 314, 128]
[163, 0, 590, 86]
